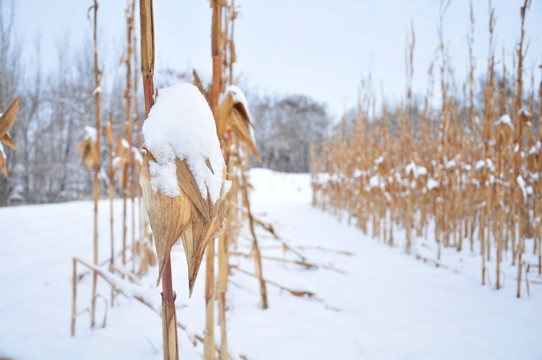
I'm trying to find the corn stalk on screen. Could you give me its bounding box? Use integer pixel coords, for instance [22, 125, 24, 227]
[139, 1, 178, 359]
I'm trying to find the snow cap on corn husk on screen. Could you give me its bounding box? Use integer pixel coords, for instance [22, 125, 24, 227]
[0, 97, 20, 177]
[77, 126, 99, 172]
[139, 83, 230, 295]
[218, 85, 261, 162]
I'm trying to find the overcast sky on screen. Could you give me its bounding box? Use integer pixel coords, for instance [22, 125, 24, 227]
[15, 0, 542, 118]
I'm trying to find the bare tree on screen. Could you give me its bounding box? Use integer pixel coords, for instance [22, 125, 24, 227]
[251, 94, 330, 172]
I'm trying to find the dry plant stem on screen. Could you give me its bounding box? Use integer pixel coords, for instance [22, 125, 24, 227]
[71, 258, 77, 337]
[205, 1, 223, 359]
[228, 0, 236, 85]
[161, 258, 179, 360]
[108, 113, 115, 306]
[515, 0, 530, 298]
[234, 267, 314, 298]
[123, 183, 128, 270]
[124, 0, 135, 274]
[72, 257, 201, 345]
[218, 234, 229, 360]
[539, 66, 542, 276]
[90, 0, 101, 329]
[204, 242, 216, 360]
[242, 171, 268, 309]
[139, 1, 178, 358]
[140, 0, 155, 116]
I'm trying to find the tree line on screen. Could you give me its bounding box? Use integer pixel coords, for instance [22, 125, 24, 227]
[0, 4, 331, 205]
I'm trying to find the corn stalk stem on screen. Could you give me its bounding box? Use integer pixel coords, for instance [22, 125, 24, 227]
[71, 258, 78, 337]
[108, 113, 115, 306]
[161, 257, 179, 360]
[91, 0, 101, 329]
[205, 1, 223, 359]
[139, 1, 178, 358]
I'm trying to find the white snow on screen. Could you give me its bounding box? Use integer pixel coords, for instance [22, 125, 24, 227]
[427, 178, 439, 190]
[353, 169, 366, 178]
[92, 86, 102, 96]
[416, 165, 427, 176]
[121, 139, 130, 149]
[0, 169, 541, 359]
[221, 85, 251, 119]
[445, 159, 456, 170]
[84, 126, 97, 142]
[517, 175, 528, 202]
[112, 156, 121, 168]
[132, 147, 143, 165]
[518, 107, 531, 118]
[529, 141, 541, 156]
[496, 114, 514, 129]
[405, 161, 416, 175]
[142, 83, 226, 203]
[475, 159, 495, 173]
[368, 175, 384, 189]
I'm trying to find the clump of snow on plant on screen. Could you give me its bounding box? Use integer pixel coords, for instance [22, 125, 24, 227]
[518, 107, 531, 117]
[221, 85, 256, 143]
[92, 86, 102, 96]
[496, 114, 513, 129]
[142, 83, 226, 203]
[221, 85, 251, 117]
[84, 126, 97, 142]
[427, 178, 439, 190]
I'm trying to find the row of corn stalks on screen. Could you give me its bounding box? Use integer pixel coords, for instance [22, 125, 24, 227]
[71, 1, 314, 359]
[311, 0, 541, 297]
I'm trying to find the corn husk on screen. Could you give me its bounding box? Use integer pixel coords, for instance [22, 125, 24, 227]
[77, 138, 99, 172]
[139, 150, 228, 295]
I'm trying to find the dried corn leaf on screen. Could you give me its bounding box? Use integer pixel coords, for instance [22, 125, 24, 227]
[176, 157, 228, 295]
[104, 122, 114, 147]
[192, 69, 210, 104]
[176, 158, 210, 222]
[218, 90, 261, 161]
[1, 133, 16, 151]
[0, 148, 7, 177]
[77, 138, 99, 172]
[0, 97, 20, 150]
[140, 154, 193, 286]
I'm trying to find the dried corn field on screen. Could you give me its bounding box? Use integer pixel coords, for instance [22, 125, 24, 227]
[311, 0, 541, 298]
[1, 1, 542, 360]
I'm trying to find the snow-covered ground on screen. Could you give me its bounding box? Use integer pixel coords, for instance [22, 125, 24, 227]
[1, 169, 541, 359]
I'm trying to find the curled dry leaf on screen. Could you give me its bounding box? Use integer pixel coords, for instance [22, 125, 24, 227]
[114, 134, 131, 188]
[0, 97, 20, 177]
[218, 86, 261, 162]
[77, 138, 99, 172]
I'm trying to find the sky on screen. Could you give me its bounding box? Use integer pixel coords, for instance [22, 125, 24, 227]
[14, 0, 542, 118]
